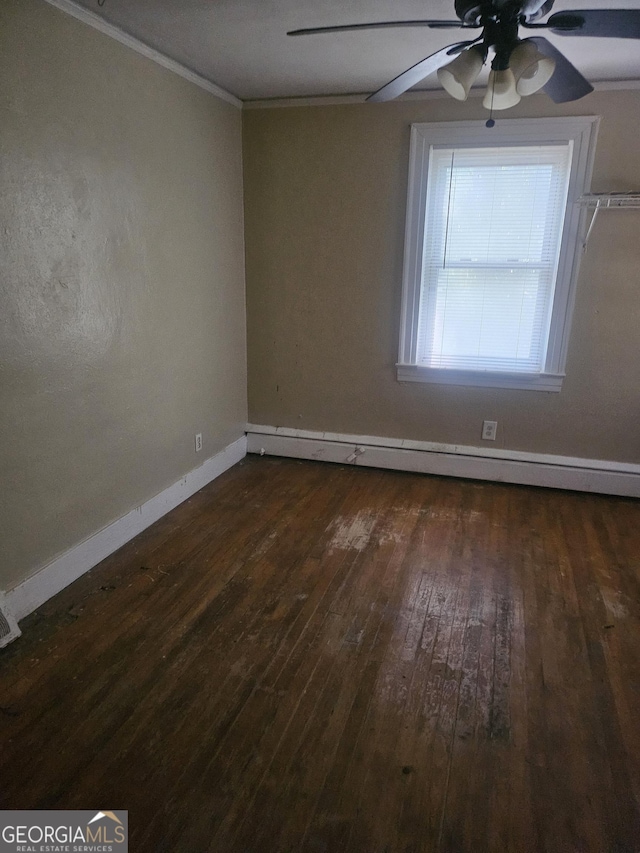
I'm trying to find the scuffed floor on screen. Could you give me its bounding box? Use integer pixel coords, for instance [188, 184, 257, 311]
[1, 456, 639, 852]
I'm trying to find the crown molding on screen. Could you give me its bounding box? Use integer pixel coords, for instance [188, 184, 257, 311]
[594, 79, 640, 90]
[42, 0, 242, 109]
[243, 91, 441, 110]
[243, 79, 640, 109]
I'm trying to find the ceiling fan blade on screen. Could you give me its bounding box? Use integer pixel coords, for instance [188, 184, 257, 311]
[287, 20, 471, 37]
[366, 41, 476, 103]
[546, 9, 640, 38]
[528, 37, 594, 102]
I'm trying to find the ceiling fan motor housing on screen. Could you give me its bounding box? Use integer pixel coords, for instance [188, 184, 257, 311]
[454, 0, 555, 25]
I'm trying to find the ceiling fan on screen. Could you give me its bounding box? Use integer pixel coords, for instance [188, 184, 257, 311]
[288, 1, 640, 119]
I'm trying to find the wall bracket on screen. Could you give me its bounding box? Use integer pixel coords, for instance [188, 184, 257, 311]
[577, 192, 640, 249]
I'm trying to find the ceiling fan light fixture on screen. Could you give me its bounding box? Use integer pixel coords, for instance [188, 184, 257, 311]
[510, 39, 556, 95]
[483, 68, 521, 110]
[437, 45, 484, 100]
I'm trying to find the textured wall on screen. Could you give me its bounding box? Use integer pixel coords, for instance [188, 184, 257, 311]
[243, 91, 640, 462]
[0, 0, 247, 590]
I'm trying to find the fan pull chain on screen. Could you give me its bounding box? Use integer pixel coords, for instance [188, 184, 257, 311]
[486, 82, 496, 128]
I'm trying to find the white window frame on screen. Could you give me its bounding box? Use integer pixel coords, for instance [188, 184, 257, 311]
[397, 117, 599, 392]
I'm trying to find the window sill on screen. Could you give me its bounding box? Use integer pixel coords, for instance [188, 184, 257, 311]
[396, 364, 564, 392]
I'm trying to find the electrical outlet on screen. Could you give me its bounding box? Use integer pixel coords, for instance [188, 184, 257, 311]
[482, 420, 498, 441]
[195, 433, 202, 452]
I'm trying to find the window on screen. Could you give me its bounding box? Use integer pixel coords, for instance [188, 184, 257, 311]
[398, 118, 599, 391]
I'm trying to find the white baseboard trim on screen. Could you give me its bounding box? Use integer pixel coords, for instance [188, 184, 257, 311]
[0, 593, 21, 649]
[5, 436, 247, 623]
[246, 425, 640, 499]
[43, 0, 242, 109]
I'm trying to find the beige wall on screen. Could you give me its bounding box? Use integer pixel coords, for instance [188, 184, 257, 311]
[0, 0, 247, 591]
[244, 91, 640, 463]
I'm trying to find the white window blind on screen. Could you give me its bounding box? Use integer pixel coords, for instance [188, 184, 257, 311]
[417, 143, 573, 373]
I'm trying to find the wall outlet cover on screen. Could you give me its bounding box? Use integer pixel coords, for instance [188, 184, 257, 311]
[482, 420, 498, 441]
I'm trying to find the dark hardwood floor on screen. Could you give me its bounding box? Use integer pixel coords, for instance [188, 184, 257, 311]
[1, 456, 639, 852]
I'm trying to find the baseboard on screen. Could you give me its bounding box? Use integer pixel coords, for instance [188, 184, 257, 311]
[5, 436, 247, 623]
[246, 425, 640, 499]
[0, 593, 21, 649]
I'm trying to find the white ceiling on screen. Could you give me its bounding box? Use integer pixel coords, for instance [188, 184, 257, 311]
[70, 0, 640, 101]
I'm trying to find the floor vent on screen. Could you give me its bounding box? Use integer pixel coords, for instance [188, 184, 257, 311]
[0, 595, 21, 649]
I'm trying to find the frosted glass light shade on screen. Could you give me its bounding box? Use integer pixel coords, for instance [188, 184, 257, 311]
[437, 46, 484, 101]
[510, 41, 556, 95]
[483, 69, 521, 110]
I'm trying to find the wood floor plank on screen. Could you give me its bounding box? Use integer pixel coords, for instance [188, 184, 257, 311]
[291, 480, 435, 853]
[220, 475, 415, 850]
[1, 457, 639, 852]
